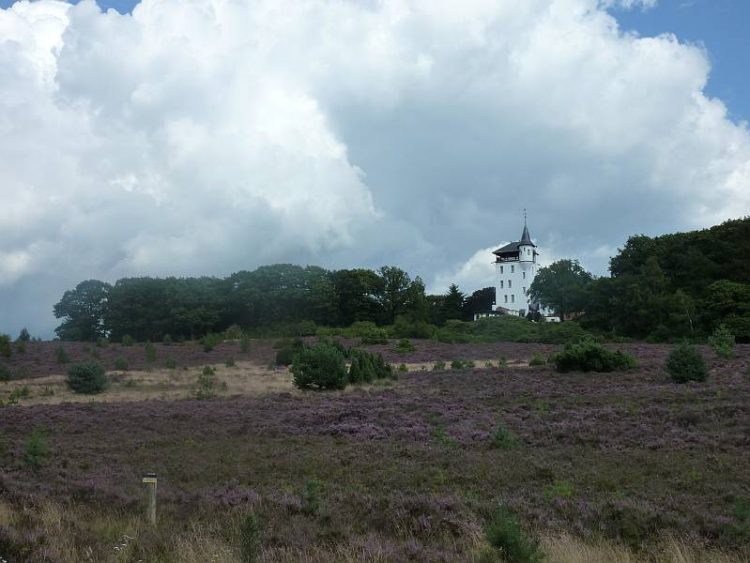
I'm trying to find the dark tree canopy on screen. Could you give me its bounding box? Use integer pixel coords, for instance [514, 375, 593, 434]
[528, 260, 593, 321]
[53, 280, 112, 341]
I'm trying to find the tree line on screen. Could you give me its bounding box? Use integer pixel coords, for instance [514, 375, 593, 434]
[53, 265, 495, 342]
[529, 217, 750, 341]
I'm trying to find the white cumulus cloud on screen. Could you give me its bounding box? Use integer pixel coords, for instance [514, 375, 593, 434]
[0, 0, 748, 335]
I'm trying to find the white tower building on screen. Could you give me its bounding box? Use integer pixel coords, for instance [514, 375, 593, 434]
[492, 218, 539, 317]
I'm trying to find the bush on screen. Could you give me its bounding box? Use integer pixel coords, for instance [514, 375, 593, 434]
[709, 324, 735, 359]
[395, 338, 416, 353]
[66, 362, 108, 394]
[201, 333, 223, 352]
[551, 339, 637, 373]
[55, 346, 70, 364]
[433, 360, 446, 371]
[349, 349, 393, 383]
[121, 334, 135, 346]
[529, 353, 546, 366]
[16, 328, 31, 343]
[0, 335, 11, 359]
[113, 357, 129, 371]
[391, 317, 437, 339]
[164, 358, 177, 369]
[483, 506, 543, 563]
[24, 428, 50, 469]
[194, 366, 217, 399]
[295, 320, 318, 337]
[162, 334, 173, 346]
[224, 324, 244, 340]
[666, 343, 708, 383]
[0, 364, 12, 382]
[240, 512, 261, 563]
[397, 363, 408, 372]
[490, 424, 518, 450]
[292, 343, 348, 390]
[451, 359, 467, 370]
[275, 338, 306, 366]
[145, 342, 157, 362]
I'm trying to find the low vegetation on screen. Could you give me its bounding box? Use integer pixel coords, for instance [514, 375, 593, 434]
[550, 339, 637, 373]
[65, 362, 108, 394]
[666, 342, 709, 383]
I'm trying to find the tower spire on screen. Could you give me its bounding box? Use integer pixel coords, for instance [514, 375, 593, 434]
[520, 209, 532, 245]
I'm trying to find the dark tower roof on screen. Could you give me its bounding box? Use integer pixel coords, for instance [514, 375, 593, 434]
[520, 222, 534, 246]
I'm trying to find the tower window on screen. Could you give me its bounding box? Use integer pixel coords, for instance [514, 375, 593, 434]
[504, 295, 508, 303]
[523, 272, 526, 280]
[511, 295, 515, 303]
[500, 281, 504, 289]
[511, 265, 515, 273]
[508, 280, 512, 288]
[500, 266, 503, 274]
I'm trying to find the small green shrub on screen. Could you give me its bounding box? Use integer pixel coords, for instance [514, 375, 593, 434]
[348, 349, 393, 383]
[121, 335, 135, 346]
[666, 343, 708, 383]
[359, 329, 389, 345]
[433, 360, 446, 371]
[240, 512, 261, 563]
[96, 337, 109, 348]
[391, 317, 437, 339]
[485, 361, 494, 369]
[292, 343, 348, 390]
[164, 358, 177, 370]
[302, 479, 322, 516]
[16, 328, 31, 343]
[7, 385, 30, 404]
[464, 360, 476, 369]
[224, 324, 244, 340]
[0, 364, 12, 382]
[225, 358, 236, 367]
[498, 357, 508, 368]
[162, 334, 173, 346]
[24, 428, 50, 469]
[398, 363, 408, 372]
[0, 334, 11, 359]
[194, 366, 217, 399]
[490, 424, 518, 450]
[113, 357, 128, 371]
[145, 341, 157, 362]
[529, 353, 546, 366]
[551, 339, 637, 373]
[275, 338, 306, 366]
[295, 320, 318, 337]
[66, 362, 108, 394]
[709, 324, 735, 359]
[483, 506, 543, 563]
[544, 480, 575, 501]
[201, 333, 223, 352]
[451, 359, 466, 370]
[55, 346, 70, 364]
[394, 338, 416, 353]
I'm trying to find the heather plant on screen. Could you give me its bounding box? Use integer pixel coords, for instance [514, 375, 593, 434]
[302, 479, 322, 516]
[292, 343, 347, 390]
[544, 480, 575, 501]
[551, 339, 637, 373]
[202, 333, 223, 352]
[490, 424, 519, 450]
[145, 341, 157, 362]
[23, 427, 50, 469]
[96, 337, 109, 348]
[529, 353, 546, 366]
[482, 506, 543, 563]
[113, 357, 128, 371]
[121, 334, 135, 346]
[240, 512, 261, 563]
[395, 338, 416, 353]
[194, 366, 217, 399]
[55, 345, 70, 364]
[432, 360, 446, 371]
[709, 324, 735, 359]
[0, 334, 11, 359]
[67, 362, 108, 394]
[666, 343, 708, 383]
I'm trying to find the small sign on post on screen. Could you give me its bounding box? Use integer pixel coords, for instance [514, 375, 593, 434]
[142, 472, 157, 525]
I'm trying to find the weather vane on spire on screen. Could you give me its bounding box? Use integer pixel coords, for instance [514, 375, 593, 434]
[523, 208, 527, 225]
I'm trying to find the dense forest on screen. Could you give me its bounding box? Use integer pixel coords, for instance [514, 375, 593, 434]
[51, 217, 750, 343]
[52, 265, 494, 342]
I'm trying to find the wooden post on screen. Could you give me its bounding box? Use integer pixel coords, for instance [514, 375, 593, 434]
[142, 472, 157, 525]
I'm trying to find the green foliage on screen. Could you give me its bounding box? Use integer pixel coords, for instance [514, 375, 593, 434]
[23, 428, 50, 469]
[164, 358, 177, 370]
[53, 279, 111, 341]
[551, 339, 637, 373]
[239, 512, 261, 563]
[7, 385, 30, 404]
[490, 424, 518, 450]
[162, 334, 173, 346]
[224, 324, 244, 340]
[391, 316, 437, 339]
[113, 357, 128, 371]
[451, 359, 467, 370]
[0, 334, 11, 359]
[15, 341, 26, 355]
[66, 362, 108, 394]
[96, 337, 109, 348]
[349, 349, 392, 384]
[144, 341, 157, 362]
[55, 346, 70, 364]
[295, 320, 318, 336]
[529, 353, 546, 366]
[121, 335, 135, 346]
[395, 338, 416, 353]
[302, 479, 322, 516]
[709, 324, 735, 359]
[194, 366, 217, 399]
[528, 259, 593, 321]
[544, 480, 575, 501]
[0, 364, 12, 382]
[16, 328, 31, 342]
[483, 506, 543, 563]
[291, 343, 348, 390]
[666, 343, 708, 383]
[397, 363, 408, 372]
[431, 360, 445, 371]
[240, 336, 251, 353]
[275, 338, 306, 366]
[437, 316, 589, 345]
[201, 333, 222, 352]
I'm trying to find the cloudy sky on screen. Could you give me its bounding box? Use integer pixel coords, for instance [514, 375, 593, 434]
[1, 0, 749, 337]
